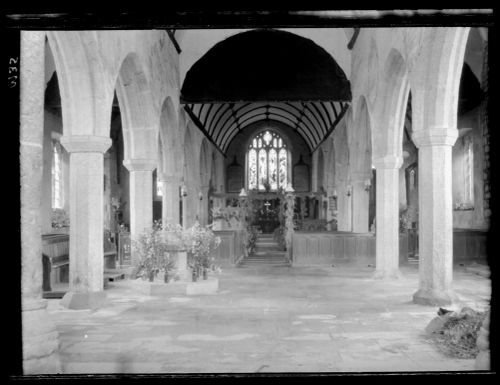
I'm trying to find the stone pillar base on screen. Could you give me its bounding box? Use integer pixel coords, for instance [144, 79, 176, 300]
[372, 269, 402, 280]
[60, 291, 106, 310]
[22, 299, 62, 374]
[412, 288, 458, 306]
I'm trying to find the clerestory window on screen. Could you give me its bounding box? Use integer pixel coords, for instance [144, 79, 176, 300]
[247, 130, 288, 191]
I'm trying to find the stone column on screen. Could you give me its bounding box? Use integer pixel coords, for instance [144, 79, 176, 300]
[412, 128, 458, 305]
[336, 181, 352, 231]
[20, 30, 62, 374]
[123, 159, 156, 264]
[373, 155, 402, 279]
[199, 185, 210, 226]
[158, 173, 181, 225]
[351, 172, 371, 233]
[59, 135, 112, 309]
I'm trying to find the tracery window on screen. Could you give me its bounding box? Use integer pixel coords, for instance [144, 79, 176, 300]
[247, 130, 288, 191]
[51, 140, 63, 209]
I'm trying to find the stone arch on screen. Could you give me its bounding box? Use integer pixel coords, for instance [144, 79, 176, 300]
[159, 96, 181, 177]
[46, 32, 113, 136]
[115, 52, 158, 161]
[374, 48, 410, 159]
[410, 28, 471, 133]
[182, 121, 201, 226]
[199, 138, 212, 187]
[325, 138, 336, 192]
[350, 96, 373, 176]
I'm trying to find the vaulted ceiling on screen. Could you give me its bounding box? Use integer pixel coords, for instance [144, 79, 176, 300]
[180, 29, 352, 154]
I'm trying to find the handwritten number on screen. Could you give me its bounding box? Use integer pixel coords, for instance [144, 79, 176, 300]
[8, 57, 19, 88]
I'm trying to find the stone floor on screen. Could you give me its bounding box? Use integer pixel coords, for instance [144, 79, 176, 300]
[46, 263, 491, 374]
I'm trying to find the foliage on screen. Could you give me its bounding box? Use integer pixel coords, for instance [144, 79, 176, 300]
[426, 307, 487, 359]
[283, 193, 296, 253]
[161, 222, 191, 250]
[399, 206, 417, 232]
[185, 222, 221, 270]
[132, 221, 173, 280]
[273, 225, 286, 249]
[245, 226, 259, 255]
[211, 206, 241, 226]
[51, 208, 69, 228]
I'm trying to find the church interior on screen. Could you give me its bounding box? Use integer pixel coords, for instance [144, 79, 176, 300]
[14, 10, 494, 375]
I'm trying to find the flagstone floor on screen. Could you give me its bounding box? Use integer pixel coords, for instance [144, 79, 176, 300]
[46, 263, 491, 374]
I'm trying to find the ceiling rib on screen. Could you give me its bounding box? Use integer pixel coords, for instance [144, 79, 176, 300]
[183, 104, 226, 157]
[184, 100, 349, 154]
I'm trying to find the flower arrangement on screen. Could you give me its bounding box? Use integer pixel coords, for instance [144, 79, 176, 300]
[51, 208, 69, 229]
[399, 206, 418, 233]
[132, 221, 173, 281]
[161, 222, 191, 250]
[185, 222, 221, 281]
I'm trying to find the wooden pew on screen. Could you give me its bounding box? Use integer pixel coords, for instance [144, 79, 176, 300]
[42, 233, 70, 293]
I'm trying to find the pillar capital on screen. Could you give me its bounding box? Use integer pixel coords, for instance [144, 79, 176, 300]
[60, 135, 112, 153]
[123, 159, 157, 172]
[157, 173, 182, 183]
[412, 127, 458, 147]
[372, 155, 403, 169]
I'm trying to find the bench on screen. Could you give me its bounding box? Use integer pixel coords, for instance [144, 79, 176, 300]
[42, 233, 70, 292]
[42, 232, 119, 295]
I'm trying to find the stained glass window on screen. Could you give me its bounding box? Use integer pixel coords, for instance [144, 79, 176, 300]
[247, 130, 288, 191]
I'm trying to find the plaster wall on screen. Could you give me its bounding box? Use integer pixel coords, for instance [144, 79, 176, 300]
[179, 28, 351, 87]
[453, 105, 487, 229]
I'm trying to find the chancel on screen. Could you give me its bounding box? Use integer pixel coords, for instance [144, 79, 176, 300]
[14, 10, 493, 375]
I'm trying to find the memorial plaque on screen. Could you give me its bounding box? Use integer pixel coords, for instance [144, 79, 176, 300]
[227, 164, 244, 192]
[293, 164, 310, 192]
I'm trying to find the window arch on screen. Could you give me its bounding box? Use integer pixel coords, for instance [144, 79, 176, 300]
[247, 130, 288, 191]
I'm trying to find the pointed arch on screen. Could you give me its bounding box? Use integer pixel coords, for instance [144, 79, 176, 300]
[115, 52, 158, 161]
[159, 96, 181, 177]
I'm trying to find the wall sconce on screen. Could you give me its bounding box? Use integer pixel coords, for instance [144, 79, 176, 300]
[239, 188, 247, 198]
[364, 179, 371, 192]
[346, 185, 352, 197]
[180, 185, 187, 197]
[332, 189, 338, 198]
[198, 191, 203, 201]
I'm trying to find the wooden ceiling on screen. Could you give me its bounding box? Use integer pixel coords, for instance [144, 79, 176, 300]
[181, 29, 352, 154]
[184, 101, 349, 154]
